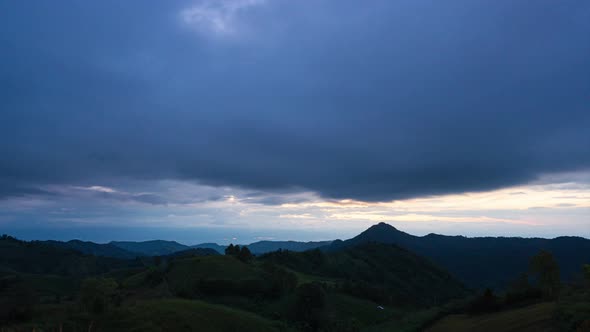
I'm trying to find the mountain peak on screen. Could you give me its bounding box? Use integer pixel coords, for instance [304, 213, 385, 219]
[375, 222, 398, 230]
[364, 222, 402, 234]
[323, 223, 414, 252]
[344, 222, 413, 246]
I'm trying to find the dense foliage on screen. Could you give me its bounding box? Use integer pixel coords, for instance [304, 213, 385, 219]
[0, 229, 588, 331]
[327, 223, 590, 289]
[0, 235, 141, 276]
[262, 243, 466, 307]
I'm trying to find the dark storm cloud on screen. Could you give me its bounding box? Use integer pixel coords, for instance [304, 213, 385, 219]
[1, 0, 589, 201]
[0, 180, 55, 199]
[116, 193, 168, 206]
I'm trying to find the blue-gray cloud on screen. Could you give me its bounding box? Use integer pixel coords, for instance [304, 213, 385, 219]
[1, 0, 589, 201]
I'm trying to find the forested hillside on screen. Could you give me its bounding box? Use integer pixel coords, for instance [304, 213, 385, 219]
[327, 223, 590, 289]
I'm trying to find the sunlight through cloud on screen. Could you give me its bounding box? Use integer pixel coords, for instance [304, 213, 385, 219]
[180, 0, 266, 36]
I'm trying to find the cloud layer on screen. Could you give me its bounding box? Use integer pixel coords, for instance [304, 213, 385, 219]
[181, 0, 267, 35]
[2, 175, 589, 242]
[1, 0, 589, 202]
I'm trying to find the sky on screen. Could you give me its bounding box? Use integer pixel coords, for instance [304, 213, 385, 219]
[1, 0, 589, 244]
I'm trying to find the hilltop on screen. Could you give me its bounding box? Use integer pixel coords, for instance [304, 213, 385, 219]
[0, 235, 140, 276]
[41, 239, 139, 260]
[326, 223, 590, 288]
[1, 225, 589, 331]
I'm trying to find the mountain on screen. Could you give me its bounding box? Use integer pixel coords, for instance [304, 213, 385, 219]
[191, 240, 333, 255]
[110, 240, 190, 256]
[326, 223, 590, 289]
[165, 247, 220, 258]
[246, 240, 333, 255]
[261, 242, 467, 307]
[0, 235, 140, 276]
[191, 243, 227, 254]
[124, 248, 466, 331]
[41, 239, 139, 259]
[48, 238, 333, 257]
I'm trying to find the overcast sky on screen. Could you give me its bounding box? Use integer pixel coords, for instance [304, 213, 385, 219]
[1, 0, 589, 244]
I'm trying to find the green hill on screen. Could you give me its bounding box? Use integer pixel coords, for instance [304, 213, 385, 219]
[164, 248, 220, 258]
[426, 302, 557, 332]
[163, 255, 266, 297]
[101, 299, 289, 332]
[0, 235, 140, 276]
[6, 231, 586, 332]
[110, 243, 467, 331]
[191, 243, 227, 254]
[262, 242, 467, 307]
[41, 239, 139, 259]
[327, 223, 590, 289]
[247, 240, 333, 255]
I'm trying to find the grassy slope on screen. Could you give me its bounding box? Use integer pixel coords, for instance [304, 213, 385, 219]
[326, 293, 399, 325]
[21, 274, 80, 299]
[11, 299, 290, 332]
[167, 255, 261, 280]
[124, 254, 435, 330]
[554, 288, 590, 331]
[1, 244, 471, 331]
[425, 302, 556, 332]
[100, 299, 289, 332]
[0, 237, 139, 276]
[262, 243, 467, 307]
[164, 255, 263, 295]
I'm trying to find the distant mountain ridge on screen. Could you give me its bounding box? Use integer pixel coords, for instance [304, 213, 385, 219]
[108, 240, 333, 256]
[32, 223, 590, 290]
[246, 240, 333, 255]
[163, 247, 220, 258]
[0, 235, 140, 276]
[191, 243, 227, 254]
[40, 238, 333, 258]
[325, 222, 590, 289]
[41, 239, 139, 259]
[110, 240, 190, 256]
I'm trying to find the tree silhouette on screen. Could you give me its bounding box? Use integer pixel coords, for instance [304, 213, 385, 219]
[225, 244, 239, 256]
[529, 250, 560, 299]
[238, 246, 253, 262]
[225, 244, 252, 262]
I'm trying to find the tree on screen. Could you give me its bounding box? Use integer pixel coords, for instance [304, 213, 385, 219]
[529, 250, 560, 299]
[225, 244, 241, 256]
[583, 264, 590, 288]
[225, 244, 252, 262]
[0, 234, 17, 242]
[225, 244, 235, 256]
[238, 246, 253, 262]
